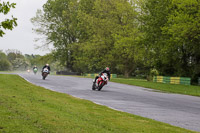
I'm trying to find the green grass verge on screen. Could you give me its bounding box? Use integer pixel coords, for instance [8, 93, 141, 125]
[110, 78, 200, 97]
[0, 74, 197, 133]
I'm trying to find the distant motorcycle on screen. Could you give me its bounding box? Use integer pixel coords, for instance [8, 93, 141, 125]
[27, 69, 30, 74]
[33, 68, 38, 75]
[42, 68, 49, 80]
[92, 73, 108, 91]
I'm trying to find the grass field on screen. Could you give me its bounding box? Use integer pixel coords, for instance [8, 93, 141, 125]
[110, 78, 200, 97]
[0, 74, 197, 133]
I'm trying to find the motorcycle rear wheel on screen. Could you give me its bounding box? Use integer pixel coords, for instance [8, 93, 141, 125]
[92, 83, 96, 90]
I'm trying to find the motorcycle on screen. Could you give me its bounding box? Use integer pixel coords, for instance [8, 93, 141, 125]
[92, 73, 108, 91]
[33, 68, 38, 75]
[42, 68, 49, 80]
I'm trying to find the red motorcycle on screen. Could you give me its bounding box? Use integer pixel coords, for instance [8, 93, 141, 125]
[92, 73, 108, 91]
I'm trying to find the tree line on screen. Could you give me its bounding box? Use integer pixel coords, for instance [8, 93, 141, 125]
[0, 50, 29, 71]
[0, 49, 63, 72]
[31, 0, 200, 83]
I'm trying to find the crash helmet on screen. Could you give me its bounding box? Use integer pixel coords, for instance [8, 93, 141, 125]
[105, 67, 110, 71]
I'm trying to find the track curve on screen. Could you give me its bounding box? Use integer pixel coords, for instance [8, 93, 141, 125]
[19, 73, 200, 132]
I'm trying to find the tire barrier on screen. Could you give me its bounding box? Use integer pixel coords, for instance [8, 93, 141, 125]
[153, 76, 191, 85]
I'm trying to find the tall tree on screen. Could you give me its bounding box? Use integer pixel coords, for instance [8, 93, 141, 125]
[73, 0, 144, 77]
[162, 0, 200, 81]
[140, 0, 174, 75]
[111, 0, 144, 77]
[31, 0, 79, 71]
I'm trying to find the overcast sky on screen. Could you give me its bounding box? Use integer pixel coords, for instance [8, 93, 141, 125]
[0, 0, 48, 55]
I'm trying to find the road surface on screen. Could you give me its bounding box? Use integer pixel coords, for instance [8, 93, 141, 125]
[19, 73, 200, 132]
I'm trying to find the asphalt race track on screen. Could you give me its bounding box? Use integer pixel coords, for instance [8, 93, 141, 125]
[19, 73, 200, 132]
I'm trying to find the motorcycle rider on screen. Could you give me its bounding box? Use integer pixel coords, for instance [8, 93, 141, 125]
[33, 65, 38, 74]
[33, 65, 38, 71]
[42, 64, 51, 74]
[93, 67, 111, 83]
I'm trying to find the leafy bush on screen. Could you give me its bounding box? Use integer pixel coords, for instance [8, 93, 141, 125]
[0, 59, 11, 71]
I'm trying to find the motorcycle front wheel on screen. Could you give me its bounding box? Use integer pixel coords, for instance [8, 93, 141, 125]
[98, 83, 104, 91]
[42, 72, 48, 80]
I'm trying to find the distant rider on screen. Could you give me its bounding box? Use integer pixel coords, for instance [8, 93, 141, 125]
[94, 67, 111, 83]
[42, 64, 51, 74]
[33, 65, 38, 71]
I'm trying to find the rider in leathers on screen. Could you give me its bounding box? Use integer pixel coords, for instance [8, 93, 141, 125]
[94, 67, 110, 83]
[33, 65, 38, 71]
[42, 64, 51, 74]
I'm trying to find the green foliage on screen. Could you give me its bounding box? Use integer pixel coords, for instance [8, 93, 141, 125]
[0, 50, 11, 71]
[24, 54, 41, 66]
[31, 0, 200, 81]
[73, 0, 144, 76]
[140, 0, 172, 69]
[0, 59, 11, 71]
[38, 53, 62, 71]
[6, 49, 29, 70]
[147, 69, 159, 81]
[31, 0, 79, 70]
[161, 0, 200, 81]
[31, 0, 145, 76]
[150, 69, 159, 76]
[24, 53, 64, 72]
[140, 0, 200, 83]
[0, 1, 17, 37]
[0, 50, 60, 72]
[0, 50, 7, 60]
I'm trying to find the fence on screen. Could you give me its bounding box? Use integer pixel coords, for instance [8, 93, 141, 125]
[84, 73, 117, 79]
[153, 76, 191, 85]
